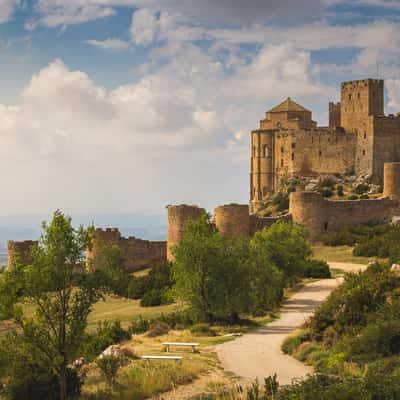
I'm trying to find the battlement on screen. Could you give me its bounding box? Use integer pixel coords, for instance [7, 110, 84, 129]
[341, 79, 384, 89]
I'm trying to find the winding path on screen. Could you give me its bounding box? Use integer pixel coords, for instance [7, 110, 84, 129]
[216, 263, 366, 385]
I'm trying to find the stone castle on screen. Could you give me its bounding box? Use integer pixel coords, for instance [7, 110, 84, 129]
[250, 79, 400, 212]
[7, 78, 400, 271]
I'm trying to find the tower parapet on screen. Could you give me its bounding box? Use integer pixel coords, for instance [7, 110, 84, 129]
[167, 205, 205, 261]
[214, 204, 250, 238]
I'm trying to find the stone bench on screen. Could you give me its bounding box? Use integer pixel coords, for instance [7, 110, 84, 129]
[163, 342, 199, 353]
[142, 355, 182, 362]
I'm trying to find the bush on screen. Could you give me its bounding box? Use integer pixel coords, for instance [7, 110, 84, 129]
[190, 323, 216, 337]
[337, 185, 344, 197]
[129, 316, 150, 334]
[147, 322, 170, 337]
[320, 188, 333, 198]
[140, 289, 163, 307]
[354, 183, 369, 194]
[319, 177, 335, 188]
[359, 194, 369, 199]
[296, 344, 322, 363]
[347, 194, 359, 200]
[282, 330, 310, 354]
[304, 259, 331, 279]
[82, 320, 130, 360]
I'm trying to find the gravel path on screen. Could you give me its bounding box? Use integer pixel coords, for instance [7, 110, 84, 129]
[217, 263, 366, 385]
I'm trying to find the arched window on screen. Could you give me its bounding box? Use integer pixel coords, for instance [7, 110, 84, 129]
[263, 145, 269, 158]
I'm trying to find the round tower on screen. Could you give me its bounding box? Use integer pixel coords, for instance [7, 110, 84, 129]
[7, 240, 38, 271]
[167, 205, 205, 261]
[86, 228, 121, 270]
[383, 163, 400, 200]
[250, 130, 274, 213]
[214, 204, 250, 238]
[289, 192, 326, 235]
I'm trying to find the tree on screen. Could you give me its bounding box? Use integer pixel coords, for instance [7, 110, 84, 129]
[0, 210, 105, 400]
[172, 213, 251, 322]
[251, 222, 311, 283]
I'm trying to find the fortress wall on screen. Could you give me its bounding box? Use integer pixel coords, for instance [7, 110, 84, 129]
[167, 205, 205, 261]
[214, 204, 250, 238]
[372, 116, 400, 183]
[383, 162, 400, 200]
[274, 129, 356, 186]
[290, 192, 394, 236]
[8, 240, 38, 271]
[250, 214, 292, 236]
[87, 228, 166, 272]
[120, 237, 166, 272]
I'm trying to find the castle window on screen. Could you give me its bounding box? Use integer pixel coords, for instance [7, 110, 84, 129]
[281, 147, 284, 153]
[281, 158, 284, 167]
[291, 153, 295, 161]
[319, 150, 322, 157]
[349, 94, 352, 100]
[358, 93, 361, 99]
[311, 136, 314, 143]
[364, 132, 367, 139]
[291, 142, 296, 149]
[362, 150, 366, 155]
[324, 222, 329, 231]
[263, 145, 269, 157]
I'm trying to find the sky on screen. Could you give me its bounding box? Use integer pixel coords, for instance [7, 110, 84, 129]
[0, 0, 400, 219]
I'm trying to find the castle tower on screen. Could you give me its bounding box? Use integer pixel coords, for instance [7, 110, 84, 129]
[7, 240, 38, 271]
[167, 205, 205, 261]
[86, 228, 122, 270]
[289, 192, 326, 236]
[250, 130, 274, 212]
[329, 102, 341, 128]
[214, 204, 250, 238]
[341, 79, 384, 178]
[340, 79, 384, 132]
[383, 162, 400, 200]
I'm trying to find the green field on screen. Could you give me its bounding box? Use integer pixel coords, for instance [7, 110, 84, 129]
[312, 244, 376, 265]
[87, 296, 186, 331]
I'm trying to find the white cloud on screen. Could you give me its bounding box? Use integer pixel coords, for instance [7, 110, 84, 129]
[387, 80, 400, 112]
[86, 38, 130, 50]
[0, 0, 20, 23]
[0, 43, 332, 213]
[130, 8, 159, 46]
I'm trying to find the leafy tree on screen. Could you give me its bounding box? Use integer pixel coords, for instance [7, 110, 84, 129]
[0, 210, 105, 400]
[172, 213, 252, 322]
[251, 222, 311, 282]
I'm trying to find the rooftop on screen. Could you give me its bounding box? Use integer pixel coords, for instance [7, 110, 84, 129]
[267, 97, 311, 113]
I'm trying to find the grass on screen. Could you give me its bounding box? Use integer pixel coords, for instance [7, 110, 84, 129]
[312, 244, 375, 265]
[82, 328, 219, 400]
[88, 296, 186, 331]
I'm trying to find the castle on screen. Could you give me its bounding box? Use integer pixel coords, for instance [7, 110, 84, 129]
[7, 79, 400, 271]
[250, 79, 400, 212]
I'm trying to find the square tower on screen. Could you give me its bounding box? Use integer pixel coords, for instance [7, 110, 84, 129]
[340, 79, 384, 133]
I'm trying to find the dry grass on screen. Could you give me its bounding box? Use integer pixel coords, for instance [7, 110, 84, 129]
[311, 244, 374, 265]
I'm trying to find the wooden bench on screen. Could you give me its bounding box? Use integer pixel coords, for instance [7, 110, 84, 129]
[162, 342, 199, 353]
[142, 355, 182, 363]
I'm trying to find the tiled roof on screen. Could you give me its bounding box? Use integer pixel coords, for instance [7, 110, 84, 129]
[268, 97, 310, 113]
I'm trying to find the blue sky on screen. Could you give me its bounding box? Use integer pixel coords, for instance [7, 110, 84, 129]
[0, 0, 400, 218]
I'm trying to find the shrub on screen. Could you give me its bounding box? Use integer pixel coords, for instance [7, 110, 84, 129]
[320, 188, 333, 198]
[128, 316, 150, 334]
[147, 322, 170, 337]
[347, 194, 359, 200]
[296, 344, 322, 363]
[337, 185, 344, 197]
[319, 177, 335, 188]
[354, 183, 369, 194]
[96, 355, 129, 389]
[359, 194, 369, 200]
[190, 323, 216, 337]
[282, 330, 310, 354]
[304, 259, 331, 279]
[140, 289, 163, 307]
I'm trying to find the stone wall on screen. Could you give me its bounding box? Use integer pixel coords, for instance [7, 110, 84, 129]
[329, 102, 341, 128]
[87, 228, 166, 272]
[250, 214, 292, 236]
[274, 128, 356, 188]
[8, 240, 38, 271]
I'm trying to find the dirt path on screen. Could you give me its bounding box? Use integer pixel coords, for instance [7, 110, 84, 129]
[216, 263, 366, 385]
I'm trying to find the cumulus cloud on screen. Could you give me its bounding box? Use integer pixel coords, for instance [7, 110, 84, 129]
[86, 38, 130, 50]
[0, 42, 332, 213]
[387, 80, 400, 112]
[0, 0, 20, 23]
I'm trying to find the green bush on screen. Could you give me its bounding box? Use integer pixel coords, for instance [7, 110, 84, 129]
[359, 194, 369, 199]
[281, 330, 310, 355]
[304, 259, 331, 279]
[354, 183, 369, 194]
[147, 322, 170, 337]
[337, 185, 344, 197]
[190, 323, 216, 337]
[347, 194, 359, 200]
[296, 344, 322, 363]
[128, 315, 150, 334]
[320, 188, 333, 198]
[319, 177, 336, 188]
